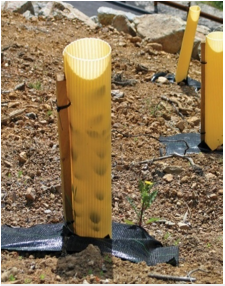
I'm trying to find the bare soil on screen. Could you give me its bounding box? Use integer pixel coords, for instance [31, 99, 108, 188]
[1, 10, 223, 284]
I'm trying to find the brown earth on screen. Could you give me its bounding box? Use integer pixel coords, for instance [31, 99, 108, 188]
[1, 10, 223, 284]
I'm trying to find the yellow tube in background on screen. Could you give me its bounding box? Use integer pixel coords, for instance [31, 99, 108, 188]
[175, 6, 201, 83]
[63, 38, 112, 238]
[204, 32, 223, 150]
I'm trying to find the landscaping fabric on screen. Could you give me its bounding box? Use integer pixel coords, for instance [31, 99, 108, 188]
[1, 222, 179, 266]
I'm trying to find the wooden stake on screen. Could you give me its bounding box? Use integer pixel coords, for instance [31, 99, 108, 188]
[56, 73, 73, 231]
[201, 42, 206, 143]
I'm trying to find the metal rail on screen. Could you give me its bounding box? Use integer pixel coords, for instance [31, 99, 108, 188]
[112, 1, 223, 24]
[154, 1, 223, 24]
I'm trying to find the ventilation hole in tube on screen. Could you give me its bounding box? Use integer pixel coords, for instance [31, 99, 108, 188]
[94, 165, 107, 176]
[90, 212, 101, 224]
[96, 192, 104, 201]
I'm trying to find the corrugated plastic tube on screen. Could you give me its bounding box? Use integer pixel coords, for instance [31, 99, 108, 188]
[204, 32, 223, 150]
[175, 6, 201, 83]
[63, 38, 112, 238]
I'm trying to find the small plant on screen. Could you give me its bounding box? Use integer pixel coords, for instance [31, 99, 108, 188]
[39, 274, 45, 281]
[28, 81, 41, 90]
[18, 170, 23, 178]
[88, 269, 93, 275]
[104, 255, 112, 263]
[163, 232, 170, 240]
[206, 242, 211, 248]
[47, 110, 52, 116]
[7, 172, 11, 178]
[174, 238, 181, 246]
[126, 181, 158, 227]
[9, 275, 16, 282]
[24, 278, 32, 284]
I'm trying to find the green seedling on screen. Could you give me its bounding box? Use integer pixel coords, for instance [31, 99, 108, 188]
[163, 232, 170, 240]
[174, 238, 181, 246]
[206, 242, 211, 248]
[47, 110, 52, 116]
[88, 269, 93, 275]
[104, 255, 112, 263]
[28, 81, 41, 90]
[126, 181, 158, 227]
[24, 278, 32, 284]
[18, 170, 23, 178]
[9, 275, 16, 282]
[39, 274, 45, 281]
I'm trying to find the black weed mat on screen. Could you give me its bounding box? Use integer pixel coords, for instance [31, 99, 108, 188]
[1, 222, 179, 266]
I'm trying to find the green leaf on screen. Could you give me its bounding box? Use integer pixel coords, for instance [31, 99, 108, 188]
[146, 217, 160, 224]
[124, 219, 135, 225]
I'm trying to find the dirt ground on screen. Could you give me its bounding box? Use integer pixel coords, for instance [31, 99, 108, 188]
[1, 10, 223, 284]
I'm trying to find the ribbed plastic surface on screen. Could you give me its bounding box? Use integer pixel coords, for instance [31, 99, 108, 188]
[205, 32, 223, 150]
[175, 6, 200, 83]
[63, 38, 112, 238]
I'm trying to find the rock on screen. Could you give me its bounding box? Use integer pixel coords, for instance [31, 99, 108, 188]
[134, 14, 185, 53]
[8, 101, 20, 108]
[3, 1, 35, 15]
[111, 89, 124, 100]
[98, 6, 136, 25]
[176, 121, 185, 132]
[83, 279, 89, 284]
[176, 191, 183, 198]
[14, 82, 25, 91]
[218, 189, 223, 195]
[187, 116, 200, 126]
[26, 112, 36, 119]
[112, 14, 136, 36]
[178, 222, 190, 230]
[156, 77, 168, 84]
[208, 193, 217, 200]
[38, 1, 55, 17]
[205, 173, 217, 180]
[180, 176, 189, 183]
[26, 187, 36, 201]
[19, 151, 27, 163]
[44, 209, 52, 214]
[147, 43, 163, 51]
[162, 113, 171, 120]
[163, 165, 184, 175]
[129, 36, 142, 43]
[4, 160, 12, 168]
[163, 174, 173, 182]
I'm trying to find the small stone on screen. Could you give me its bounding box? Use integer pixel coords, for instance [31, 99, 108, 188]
[205, 173, 217, 180]
[26, 187, 36, 201]
[176, 121, 185, 132]
[19, 151, 27, 163]
[42, 103, 51, 111]
[163, 174, 173, 182]
[118, 42, 126, 47]
[8, 101, 20, 108]
[156, 76, 168, 84]
[180, 176, 189, 183]
[177, 191, 183, 198]
[56, 275, 61, 281]
[4, 160, 12, 168]
[165, 220, 175, 226]
[87, 260, 94, 266]
[163, 165, 184, 175]
[130, 36, 142, 43]
[14, 82, 25, 91]
[178, 222, 190, 229]
[83, 279, 89, 284]
[209, 193, 217, 200]
[111, 89, 124, 100]
[26, 112, 36, 119]
[218, 189, 223, 195]
[44, 209, 52, 214]
[162, 113, 171, 120]
[187, 116, 200, 126]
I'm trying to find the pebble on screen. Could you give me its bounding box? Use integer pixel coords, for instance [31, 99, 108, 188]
[176, 121, 185, 132]
[4, 160, 12, 167]
[156, 76, 168, 84]
[208, 193, 217, 200]
[56, 275, 61, 281]
[19, 151, 27, 163]
[26, 112, 36, 119]
[26, 187, 36, 201]
[83, 279, 89, 284]
[180, 176, 189, 183]
[218, 189, 223, 195]
[205, 173, 217, 180]
[163, 165, 184, 175]
[14, 82, 25, 91]
[163, 174, 173, 182]
[178, 222, 190, 229]
[44, 209, 52, 214]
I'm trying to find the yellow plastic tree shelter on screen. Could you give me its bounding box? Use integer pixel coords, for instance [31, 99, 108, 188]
[204, 32, 223, 150]
[175, 6, 201, 83]
[63, 38, 112, 238]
